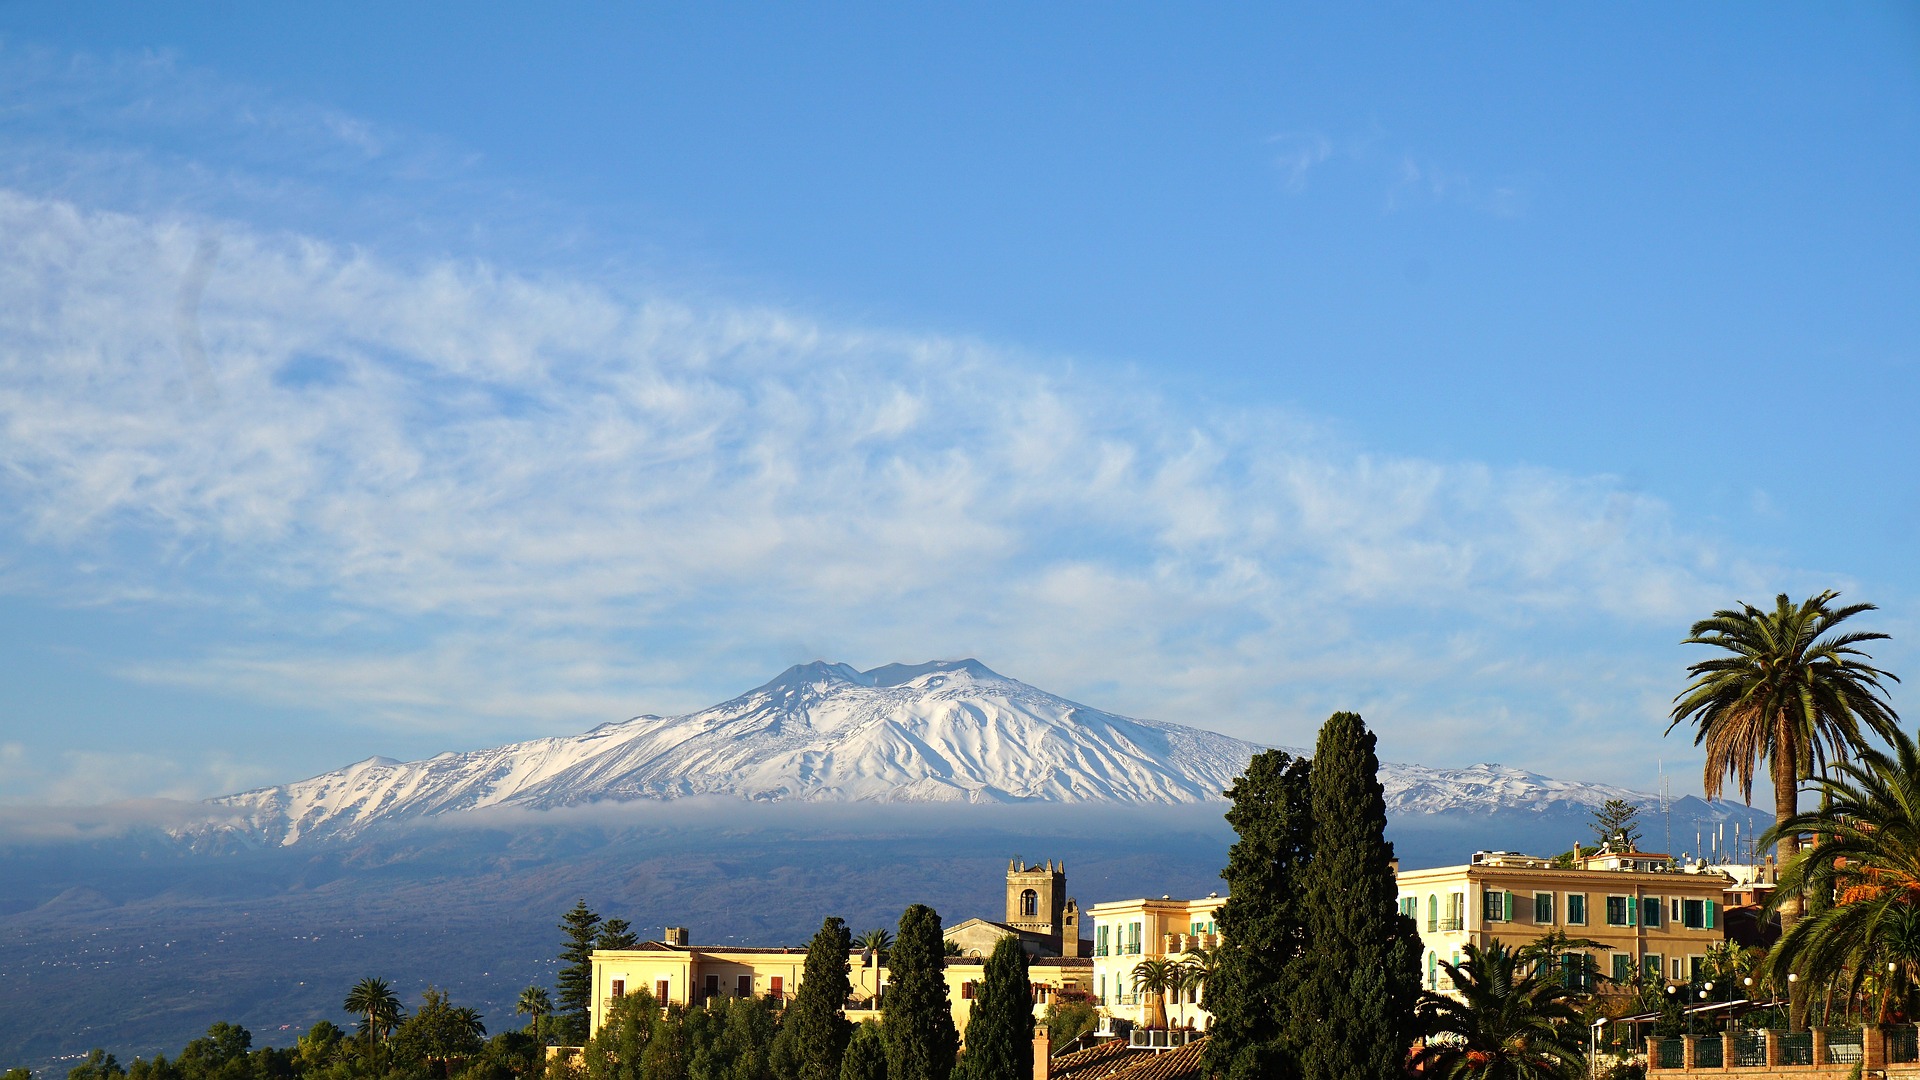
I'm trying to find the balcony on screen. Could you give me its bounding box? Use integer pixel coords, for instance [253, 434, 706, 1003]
[1438, 917, 1464, 932]
[1129, 1029, 1203, 1050]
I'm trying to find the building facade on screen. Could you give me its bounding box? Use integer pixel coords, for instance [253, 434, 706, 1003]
[1086, 894, 1224, 1030]
[1395, 849, 1734, 995]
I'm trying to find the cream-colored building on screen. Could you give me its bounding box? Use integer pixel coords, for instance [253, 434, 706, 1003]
[1087, 894, 1224, 1030]
[589, 929, 1090, 1043]
[1395, 849, 1733, 995]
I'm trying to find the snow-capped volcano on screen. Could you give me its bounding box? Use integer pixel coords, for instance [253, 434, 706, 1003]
[209, 659, 1701, 845]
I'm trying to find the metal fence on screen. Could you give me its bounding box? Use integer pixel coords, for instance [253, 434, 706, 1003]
[1890, 1024, 1920, 1064]
[1692, 1036, 1722, 1068]
[1824, 1027, 1863, 1064]
[1730, 1029, 1767, 1067]
[1778, 1031, 1814, 1065]
[1653, 1038, 1684, 1070]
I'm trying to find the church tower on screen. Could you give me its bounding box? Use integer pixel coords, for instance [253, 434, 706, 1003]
[1005, 857, 1079, 955]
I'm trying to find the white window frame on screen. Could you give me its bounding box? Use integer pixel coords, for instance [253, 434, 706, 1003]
[1534, 891, 1555, 925]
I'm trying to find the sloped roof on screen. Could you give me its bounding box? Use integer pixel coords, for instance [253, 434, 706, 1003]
[1050, 1038, 1208, 1080]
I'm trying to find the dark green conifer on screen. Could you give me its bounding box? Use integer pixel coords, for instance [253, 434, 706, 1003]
[957, 935, 1031, 1079]
[882, 904, 957, 1080]
[770, 917, 855, 1080]
[556, 900, 604, 1044]
[1203, 749, 1313, 1080]
[597, 918, 640, 951]
[1285, 712, 1421, 1080]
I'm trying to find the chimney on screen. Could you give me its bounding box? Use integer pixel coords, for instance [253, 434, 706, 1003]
[1033, 1028, 1051, 1080]
[663, 926, 690, 947]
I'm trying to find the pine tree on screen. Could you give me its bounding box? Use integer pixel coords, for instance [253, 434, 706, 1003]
[557, 899, 604, 1044]
[770, 917, 855, 1080]
[1203, 749, 1313, 1080]
[1285, 712, 1421, 1080]
[1590, 798, 1643, 851]
[883, 904, 957, 1080]
[957, 935, 1030, 1079]
[598, 918, 640, 951]
[839, 1022, 887, 1080]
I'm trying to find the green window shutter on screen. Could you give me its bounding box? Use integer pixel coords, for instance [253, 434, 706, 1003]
[1627, 898, 1637, 927]
[1505, 891, 1514, 922]
[1704, 900, 1715, 930]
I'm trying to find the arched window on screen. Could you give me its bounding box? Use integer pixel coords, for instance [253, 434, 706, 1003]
[1019, 889, 1039, 917]
[1427, 894, 1438, 932]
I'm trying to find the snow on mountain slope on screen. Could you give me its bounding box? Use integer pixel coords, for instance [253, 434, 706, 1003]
[209, 659, 1685, 845]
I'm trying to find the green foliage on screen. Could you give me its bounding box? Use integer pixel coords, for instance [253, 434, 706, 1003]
[691, 995, 778, 1080]
[393, 989, 487, 1077]
[343, 978, 404, 1050]
[769, 917, 854, 1080]
[1590, 799, 1643, 851]
[596, 920, 639, 952]
[1041, 999, 1097, 1050]
[837, 1024, 886, 1080]
[583, 988, 657, 1080]
[5, 1069, 35, 1080]
[1284, 712, 1422, 1080]
[1412, 941, 1586, 1079]
[1762, 724, 1920, 1012]
[557, 901, 605, 1045]
[175, 1024, 258, 1080]
[514, 988, 553, 1042]
[295, 1022, 347, 1074]
[67, 1051, 123, 1080]
[1204, 748, 1312, 1080]
[957, 936, 1029, 1080]
[882, 904, 956, 1080]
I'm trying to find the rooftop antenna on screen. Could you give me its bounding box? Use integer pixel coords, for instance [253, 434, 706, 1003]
[1660, 758, 1672, 859]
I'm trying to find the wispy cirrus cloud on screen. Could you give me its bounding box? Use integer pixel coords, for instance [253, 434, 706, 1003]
[0, 187, 1768, 793]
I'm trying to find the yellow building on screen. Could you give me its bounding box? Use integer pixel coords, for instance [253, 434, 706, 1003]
[1394, 848, 1734, 994]
[589, 927, 1092, 1043]
[1086, 894, 1224, 1030]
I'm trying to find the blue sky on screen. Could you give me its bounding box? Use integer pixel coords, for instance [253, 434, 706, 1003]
[0, 4, 1914, 804]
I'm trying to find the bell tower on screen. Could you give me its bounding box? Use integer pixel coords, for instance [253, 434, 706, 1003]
[1005, 857, 1073, 952]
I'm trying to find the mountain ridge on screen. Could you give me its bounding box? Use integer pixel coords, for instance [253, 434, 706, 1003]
[207, 659, 1753, 846]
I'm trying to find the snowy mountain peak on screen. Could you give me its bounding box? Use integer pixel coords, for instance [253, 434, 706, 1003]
[207, 660, 1706, 846]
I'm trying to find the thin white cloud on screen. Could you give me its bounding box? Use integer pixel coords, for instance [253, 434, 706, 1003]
[0, 188, 1772, 781]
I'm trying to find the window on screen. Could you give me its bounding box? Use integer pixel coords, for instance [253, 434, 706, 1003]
[738, 975, 752, 998]
[1612, 953, 1633, 983]
[1099, 975, 1107, 1004]
[656, 980, 670, 1002]
[1643, 954, 1661, 980]
[1427, 895, 1438, 932]
[1535, 892, 1554, 925]
[1426, 951, 1437, 990]
[1096, 925, 1110, 957]
[1020, 889, 1039, 918]
[961, 981, 975, 1000]
[1672, 898, 1683, 923]
[704, 974, 720, 1003]
[1671, 957, 1685, 981]
[1682, 899, 1716, 930]
[1642, 898, 1662, 928]
[770, 977, 783, 1001]
[1689, 956, 1705, 982]
[1606, 895, 1633, 927]
[1567, 893, 1587, 926]
[1483, 890, 1508, 922]
[1128, 921, 1143, 955]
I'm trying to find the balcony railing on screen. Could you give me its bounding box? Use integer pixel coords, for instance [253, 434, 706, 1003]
[1128, 1029, 1202, 1050]
[1438, 917, 1464, 931]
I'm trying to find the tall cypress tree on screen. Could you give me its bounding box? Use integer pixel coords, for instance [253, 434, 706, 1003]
[1285, 712, 1421, 1080]
[557, 899, 604, 1044]
[1203, 749, 1313, 1080]
[883, 904, 957, 1080]
[958, 934, 1030, 1079]
[771, 917, 855, 1080]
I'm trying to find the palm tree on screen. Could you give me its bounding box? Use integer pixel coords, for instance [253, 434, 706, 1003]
[1165, 962, 1198, 1031]
[1130, 958, 1173, 1029]
[1760, 724, 1920, 1019]
[1514, 929, 1608, 992]
[515, 985, 552, 1038]
[1181, 942, 1221, 1025]
[343, 977, 402, 1053]
[858, 927, 894, 965]
[1412, 941, 1585, 1080]
[1668, 590, 1900, 1024]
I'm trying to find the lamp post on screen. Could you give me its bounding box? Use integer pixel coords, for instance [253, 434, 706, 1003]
[1701, 983, 1713, 1035]
[1788, 972, 1799, 1031]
